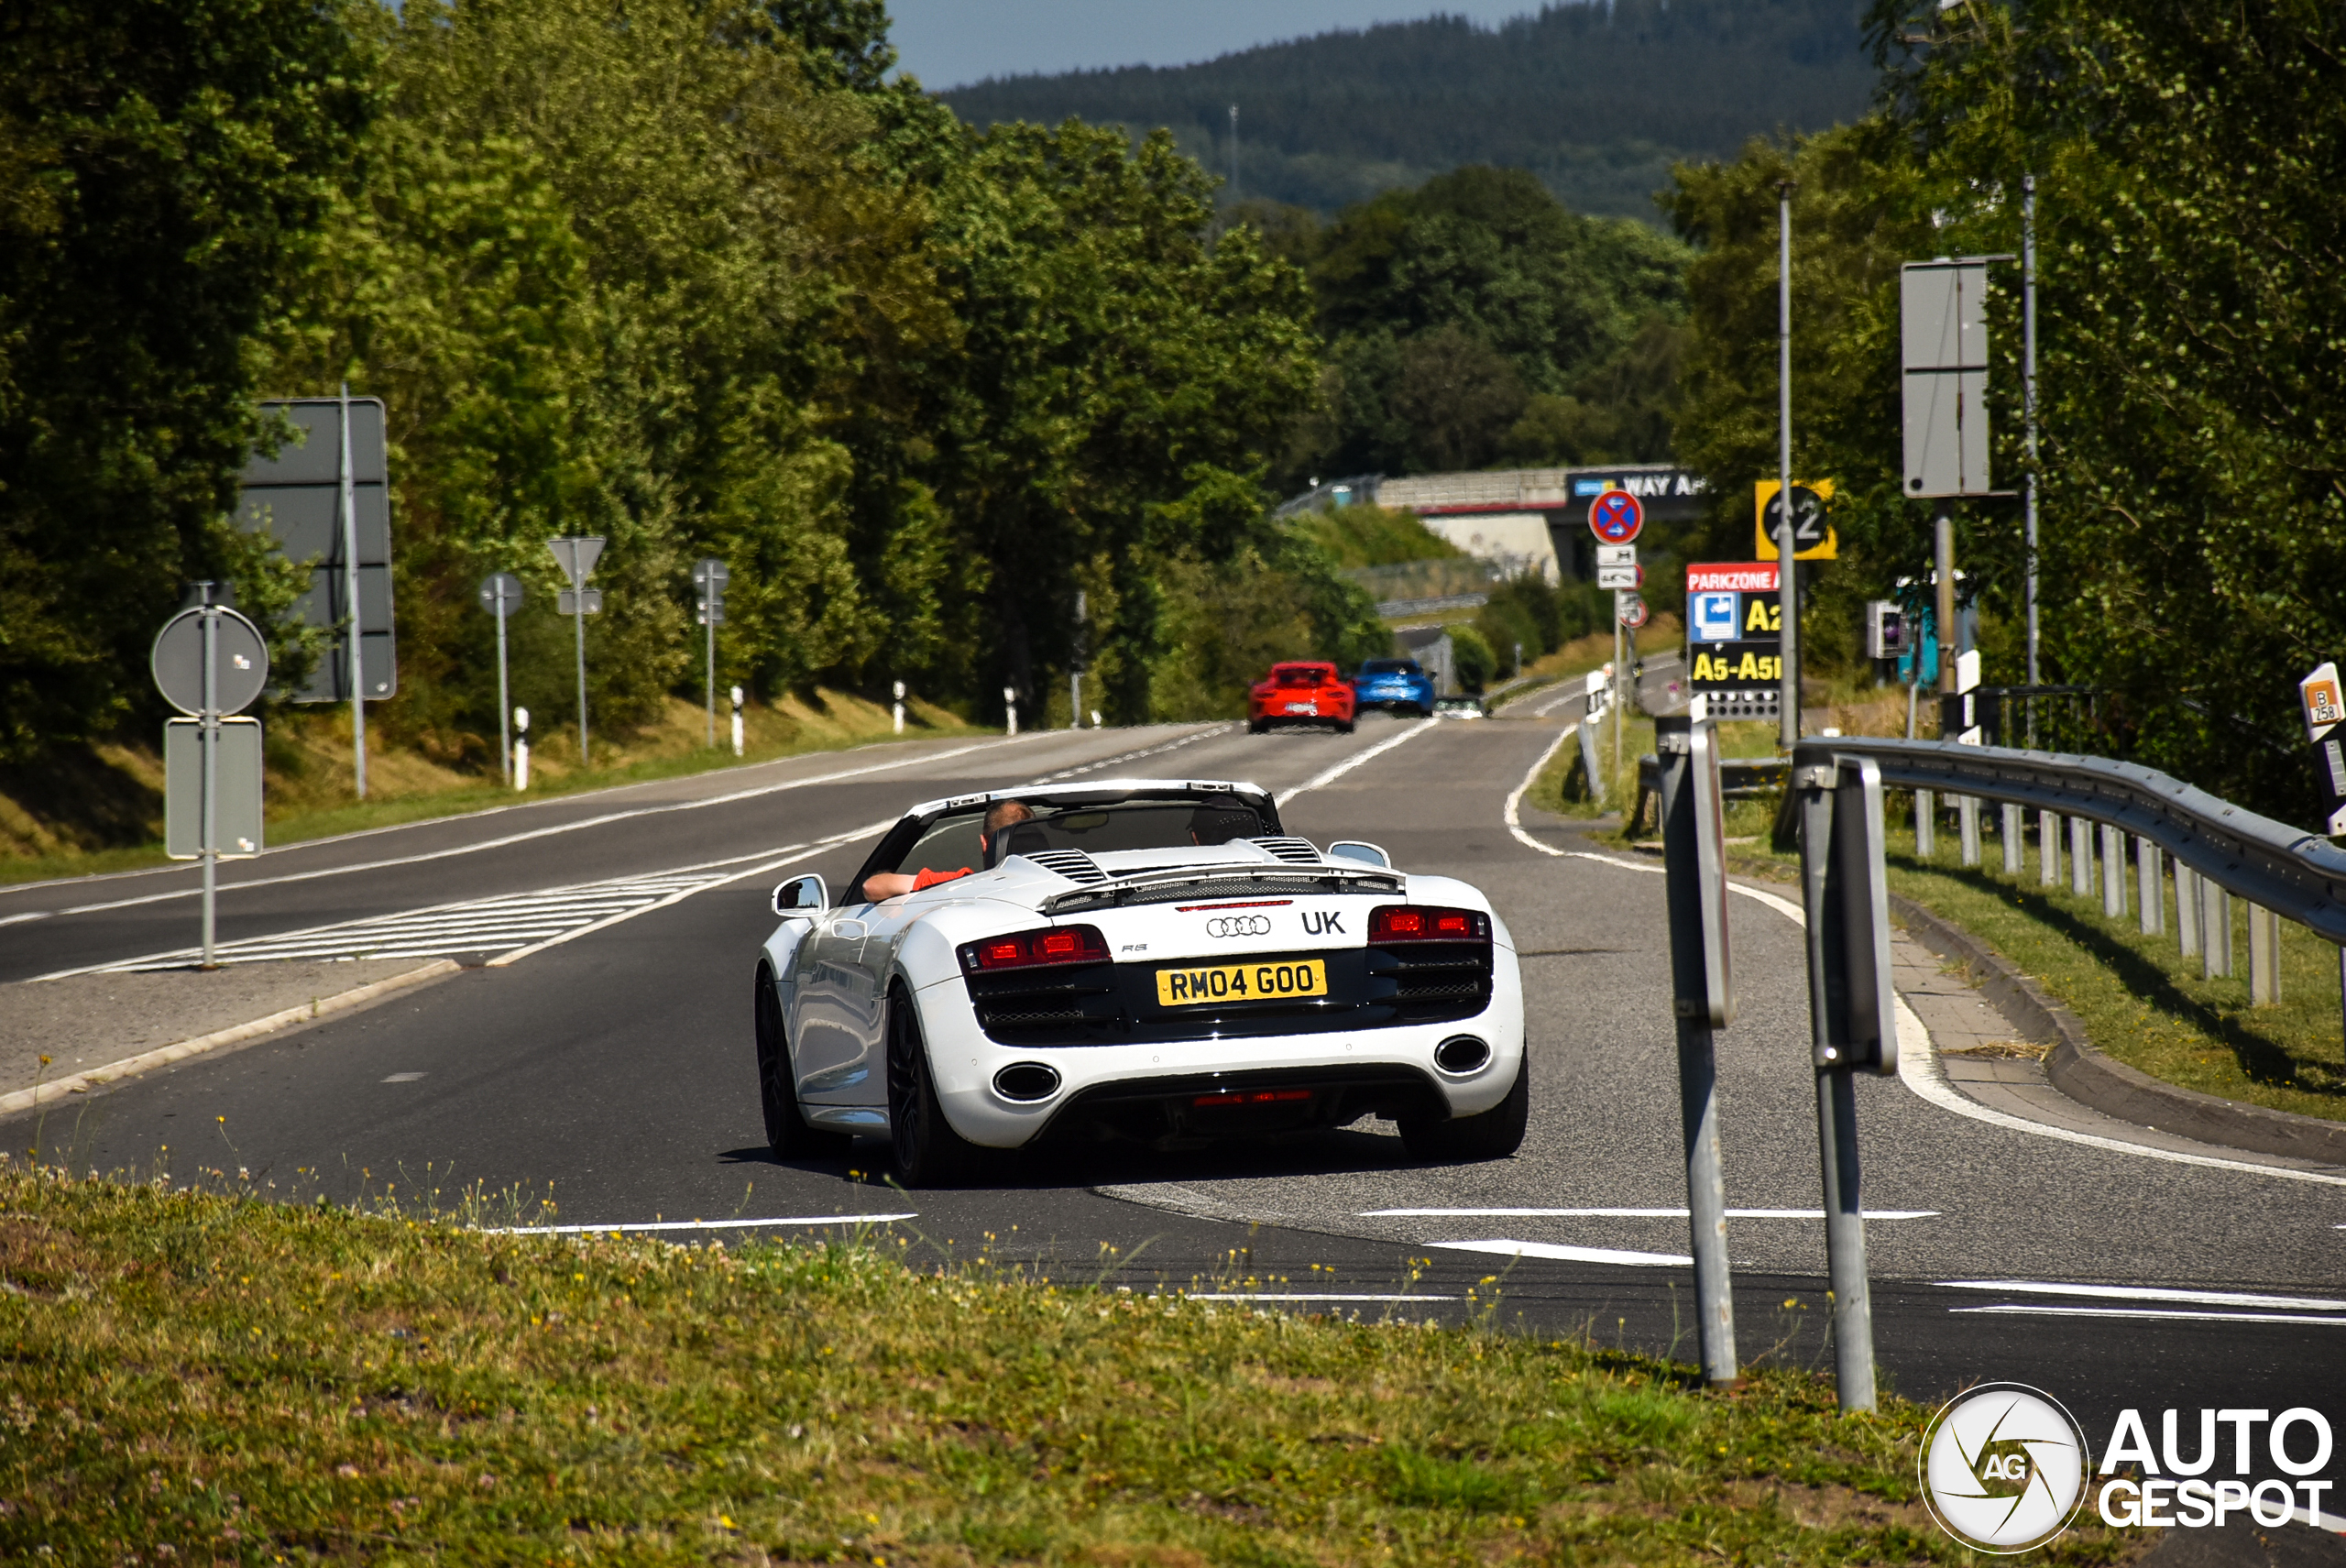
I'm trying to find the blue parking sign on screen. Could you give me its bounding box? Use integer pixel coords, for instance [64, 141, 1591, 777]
[1693, 591, 1739, 645]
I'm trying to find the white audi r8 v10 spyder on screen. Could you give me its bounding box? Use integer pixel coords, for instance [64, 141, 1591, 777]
[752, 779, 1528, 1186]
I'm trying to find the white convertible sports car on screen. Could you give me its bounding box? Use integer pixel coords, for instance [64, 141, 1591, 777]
[751, 778, 1528, 1186]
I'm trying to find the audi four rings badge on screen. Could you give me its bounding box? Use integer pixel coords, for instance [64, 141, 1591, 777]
[1203, 915, 1274, 938]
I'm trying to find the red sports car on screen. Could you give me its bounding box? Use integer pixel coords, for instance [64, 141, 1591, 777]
[1248, 661, 1357, 734]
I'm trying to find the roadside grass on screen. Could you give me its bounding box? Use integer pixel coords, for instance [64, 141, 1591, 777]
[0, 1168, 2154, 1566]
[1529, 711, 1781, 836]
[0, 689, 985, 887]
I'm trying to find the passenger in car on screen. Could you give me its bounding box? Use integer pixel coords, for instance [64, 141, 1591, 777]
[861, 799, 1035, 900]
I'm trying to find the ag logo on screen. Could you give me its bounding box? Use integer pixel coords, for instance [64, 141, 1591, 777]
[1203, 915, 1272, 938]
[1920, 1383, 2091, 1553]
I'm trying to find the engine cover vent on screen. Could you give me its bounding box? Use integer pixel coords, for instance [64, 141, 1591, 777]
[1021, 849, 1109, 884]
[1249, 837, 1322, 865]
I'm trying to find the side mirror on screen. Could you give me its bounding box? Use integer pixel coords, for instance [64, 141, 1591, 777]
[772, 873, 827, 916]
[1327, 840, 1391, 869]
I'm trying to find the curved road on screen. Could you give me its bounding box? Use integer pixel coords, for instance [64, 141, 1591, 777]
[5, 687, 2342, 1444]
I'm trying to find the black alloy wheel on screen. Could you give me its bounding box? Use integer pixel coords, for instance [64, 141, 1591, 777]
[884, 981, 984, 1187]
[1399, 1051, 1530, 1161]
[754, 965, 845, 1158]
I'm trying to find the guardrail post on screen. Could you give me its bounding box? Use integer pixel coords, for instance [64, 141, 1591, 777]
[1657, 712, 1738, 1387]
[2110, 831, 2129, 917]
[1958, 795, 1980, 867]
[2136, 838, 2163, 936]
[2176, 862, 2200, 958]
[2068, 816, 2093, 897]
[1914, 788, 1935, 857]
[1792, 742, 1893, 1415]
[2201, 878, 2231, 980]
[2039, 808, 2060, 886]
[2247, 905, 2281, 1005]
[2001, 804, 2023, 873]
[1578, 717, 1606, 807]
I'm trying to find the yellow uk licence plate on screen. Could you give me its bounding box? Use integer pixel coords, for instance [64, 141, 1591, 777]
[1155, 959, 1328, 1007]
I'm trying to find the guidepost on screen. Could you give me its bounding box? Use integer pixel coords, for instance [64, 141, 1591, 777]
[730, 685, 745, 758]
[477, 573, 523, 785]
[1656, 708, 1738, 1385]
[1775, 181, 1801, 751]
[893, 680, 906, 736]
[152, 587, 269, 969]
[693, 557, 729, 748]
[512, 707, 531, 791]
[548, 537, 606, 767]
[1790, 741, 1897, 1411]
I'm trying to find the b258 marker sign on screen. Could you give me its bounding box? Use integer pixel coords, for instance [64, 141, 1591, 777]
[1685, 562, 1781, 720]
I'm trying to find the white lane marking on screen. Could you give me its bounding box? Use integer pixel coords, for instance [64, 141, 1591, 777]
[1430, 1239, 1693, 1267]
[1366, 1207, 1939, 1220]
[33, 821, 893, 980]
[1935, 1278, 2346, 1311]
[1035, 725, 1234, 783]
[17, 735, 1036, 921]
[1179, 1293, 1461, 1302]
[0, 911, 51, 927]
[1951, 1305, 2346, 1326]
[381, 1072, 427, 1082]
[488, 1213, 918, 1234]
[1502, 725, 1576, 851]
[1275, 719, 1439, 807]
[1499, 730, 2346, 1189]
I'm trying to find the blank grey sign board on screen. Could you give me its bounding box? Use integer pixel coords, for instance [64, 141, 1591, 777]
[165, 718, 265, 859]
[237, 398, 397, 702]
[1900, 261, 1992, 497]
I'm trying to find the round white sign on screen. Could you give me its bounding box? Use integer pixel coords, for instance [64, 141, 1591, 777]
[1919, 1382, 2090, 1553]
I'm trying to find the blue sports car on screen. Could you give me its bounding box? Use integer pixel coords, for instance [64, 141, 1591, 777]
[1353, 658, 1435, 718]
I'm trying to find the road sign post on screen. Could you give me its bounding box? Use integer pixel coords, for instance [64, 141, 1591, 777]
[153, 589, 269, 968]
[1776, 181, 1800, 751]
[1790, 743, 1897, 1412]
[1589, 506, 1642, 783]
[693, 557, 729, 748]
[477, 573, 524, 785]
[548, 537, 606, 768]
[1657, 710, 1738, 1385]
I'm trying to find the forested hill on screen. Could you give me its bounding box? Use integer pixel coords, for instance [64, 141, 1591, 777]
[939, 0, 1876, 221]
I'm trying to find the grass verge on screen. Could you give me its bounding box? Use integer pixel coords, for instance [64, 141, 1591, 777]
[0, 690, 986, 887]
[0, 1168, 2154, 1565]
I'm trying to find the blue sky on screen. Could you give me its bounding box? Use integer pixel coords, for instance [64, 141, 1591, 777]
[888, 2, 1549, 90]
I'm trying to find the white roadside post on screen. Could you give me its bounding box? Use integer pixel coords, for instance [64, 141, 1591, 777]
[512, 707, 530, 791]
[1003, 685, 1018, 737]
[730, 685, 744, 757]
[1657, 705, 1738, 1386]
[893, 680, 905, 735]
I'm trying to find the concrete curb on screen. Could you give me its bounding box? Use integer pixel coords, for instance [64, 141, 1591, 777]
[1887, 893, 2346, 1168]
[0, 959, 461, 1117]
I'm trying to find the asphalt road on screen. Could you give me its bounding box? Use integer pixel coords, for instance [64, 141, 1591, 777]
[8, 675, 2345, 1451]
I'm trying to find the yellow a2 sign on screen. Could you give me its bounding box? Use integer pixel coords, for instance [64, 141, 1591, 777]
[1755, 479, 1836, 561]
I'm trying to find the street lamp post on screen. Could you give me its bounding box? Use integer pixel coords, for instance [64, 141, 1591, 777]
[1775, 181, 1801, 751]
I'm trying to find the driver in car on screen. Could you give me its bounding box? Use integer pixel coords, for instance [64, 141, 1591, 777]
[861, 799, 1035, 901]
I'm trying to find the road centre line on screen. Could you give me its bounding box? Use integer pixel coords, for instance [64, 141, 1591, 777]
[1034, 724, 1235, 783]
[1275, 718, 1439, 807]
[1430, 1239, 1694, 1267]
[1935, 1278, 2346, 1310]
[488, 1213, 918, 1234]
[1365, 1207, 1939, 1220]
[1498, 725, 2346, 1189]
[17, 735, 1036, 922]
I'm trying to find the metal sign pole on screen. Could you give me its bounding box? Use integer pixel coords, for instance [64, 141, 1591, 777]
[2023, 175, 2041, 737]
[200, 598, 219, 968]
[1657, 710, 1738, 1385]
[1775, 181, 1801, 751]
[706, 592, 717, 748]
[339, 383, 367, 799]
[495, 587, 512, 785]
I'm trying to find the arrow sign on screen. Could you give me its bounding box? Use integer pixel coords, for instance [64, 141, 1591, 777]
[1588, 490, 1644, 545]
[548, 536, 605, 587]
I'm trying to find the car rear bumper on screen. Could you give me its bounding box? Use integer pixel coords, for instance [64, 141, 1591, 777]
[911, 960, 1525, 1148]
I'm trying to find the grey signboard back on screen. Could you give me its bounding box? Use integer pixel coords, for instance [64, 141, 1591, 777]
[165, 718, 265, 859]
[1900, 262, 1991, 498]
[237, 399, 396, 702]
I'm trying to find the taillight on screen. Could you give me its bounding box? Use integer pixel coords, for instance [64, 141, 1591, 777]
[959, 924, 1111, 971]
[1368, 905, 1488, 942]
[1193, 1088, 1311, 1107]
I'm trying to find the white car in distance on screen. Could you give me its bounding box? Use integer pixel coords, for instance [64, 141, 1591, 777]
[752, 779, 1528, 1186]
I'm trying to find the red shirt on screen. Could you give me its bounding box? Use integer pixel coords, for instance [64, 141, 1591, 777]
[910, 866, 970, 892]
